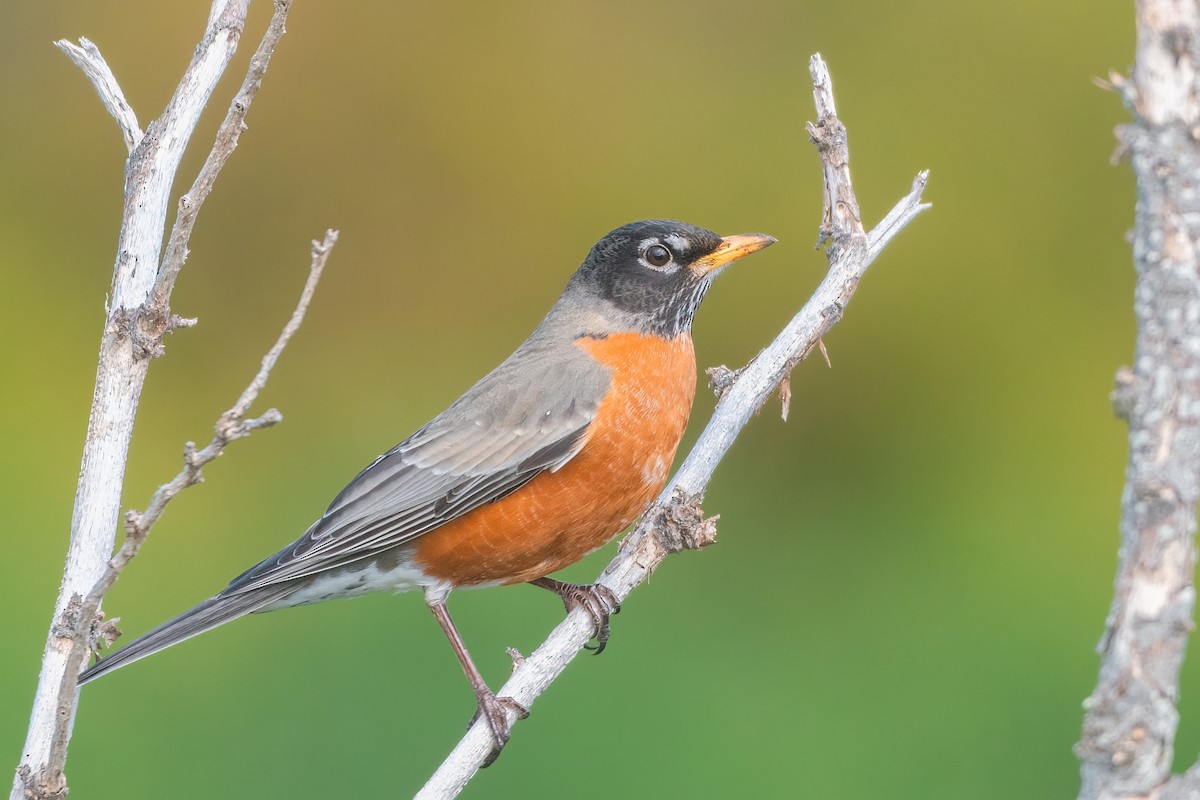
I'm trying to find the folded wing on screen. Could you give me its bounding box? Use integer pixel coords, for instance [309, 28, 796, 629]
[222, 344, 608, 595]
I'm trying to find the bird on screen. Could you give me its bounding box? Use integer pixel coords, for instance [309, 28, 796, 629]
[79, 219, 776, 756]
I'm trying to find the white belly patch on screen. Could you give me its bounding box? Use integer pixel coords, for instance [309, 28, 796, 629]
[260, 558, 437, 610]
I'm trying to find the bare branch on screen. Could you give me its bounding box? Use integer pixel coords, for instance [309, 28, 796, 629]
[807, 53, 865, 249]
[40, 229, 334, 797]
[53, 37, 143, 152]
[151, 0, 293, 319]
[13, 3, 270, 799]
[415, 53, 930, 798]
[869, 171, 932, 255]
[230, 229, 336, 416]
[122, 230, 332, 596]
[1077, 3, 1200, 799]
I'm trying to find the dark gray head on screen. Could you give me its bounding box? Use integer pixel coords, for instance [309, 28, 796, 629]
[563, 219, 776, 338]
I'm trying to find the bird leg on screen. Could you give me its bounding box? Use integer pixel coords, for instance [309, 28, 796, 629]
[529, 577, 621, 655]
[427, 598, 528, 765]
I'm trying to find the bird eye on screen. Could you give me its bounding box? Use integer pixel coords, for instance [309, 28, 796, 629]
[644, 244, 672, 268]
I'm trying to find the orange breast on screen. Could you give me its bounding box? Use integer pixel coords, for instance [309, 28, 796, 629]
[413, 332, 696, 587]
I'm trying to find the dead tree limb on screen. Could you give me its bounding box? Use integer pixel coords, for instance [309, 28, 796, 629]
[1077, 3, 1200, 799]
[10, 3, 308, 799]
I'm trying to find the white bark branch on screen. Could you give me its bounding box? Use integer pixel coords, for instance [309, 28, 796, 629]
[12, 3, 283, 798]
[1077, 2, 1200, 799]
[153, 0, 292, 315]
[415, 53, 930, 800]
[52, 38, 143, 152]
[68, 229, 336, 715]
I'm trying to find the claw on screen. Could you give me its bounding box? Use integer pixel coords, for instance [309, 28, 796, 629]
[470, 692, 530, 767]
[529, 578, 621, 655]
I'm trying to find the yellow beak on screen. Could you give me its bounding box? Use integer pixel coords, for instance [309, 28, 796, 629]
[692, 233, 777, 274]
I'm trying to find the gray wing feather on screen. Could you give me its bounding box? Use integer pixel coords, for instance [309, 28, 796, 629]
[221, 342, 608, 596]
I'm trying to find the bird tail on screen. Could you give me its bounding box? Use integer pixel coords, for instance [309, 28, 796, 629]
[78, 586, 293, 685]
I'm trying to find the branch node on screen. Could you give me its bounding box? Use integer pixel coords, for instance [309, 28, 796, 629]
[214, 411, 245, 441]
[650, 489, 719, 554]
[24, 767, 67, 800]
[123, 509, 147, 542]
[706, 364, 739, 398]
[96, 616, 123, 653]
[506, 647, 526, 671]
[111, 305, 178, 360]
[1112, 366, 1139, 422]
[50, 595, 84, 641]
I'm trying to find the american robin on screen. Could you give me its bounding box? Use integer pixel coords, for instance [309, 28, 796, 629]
[79, 219, 775, 754]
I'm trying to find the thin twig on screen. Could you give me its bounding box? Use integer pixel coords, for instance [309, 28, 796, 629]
[91, 230, 336, 602]
[111, 229, 333, 602]
[151, 0, 293, 319]
[46, 230, 336, 788]
[53, 38, 143, 152]
[229, 230, 334, 417]
[415, 53, 930, 799]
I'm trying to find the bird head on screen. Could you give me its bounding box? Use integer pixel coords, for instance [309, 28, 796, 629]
[566, 219, 776, 338]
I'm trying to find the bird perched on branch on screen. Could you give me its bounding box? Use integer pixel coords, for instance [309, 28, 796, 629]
[80, 219, 775, 757]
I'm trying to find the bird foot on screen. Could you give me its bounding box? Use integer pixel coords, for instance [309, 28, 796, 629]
[530, 578, 621, 655]
[469, 691, 529, 767]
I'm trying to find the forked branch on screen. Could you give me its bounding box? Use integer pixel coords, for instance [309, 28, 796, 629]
[12, 3, 305, 799]
[45, 230, 335, 790]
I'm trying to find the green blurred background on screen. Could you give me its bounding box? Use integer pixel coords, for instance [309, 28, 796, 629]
[0, 0, 1149, 797]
